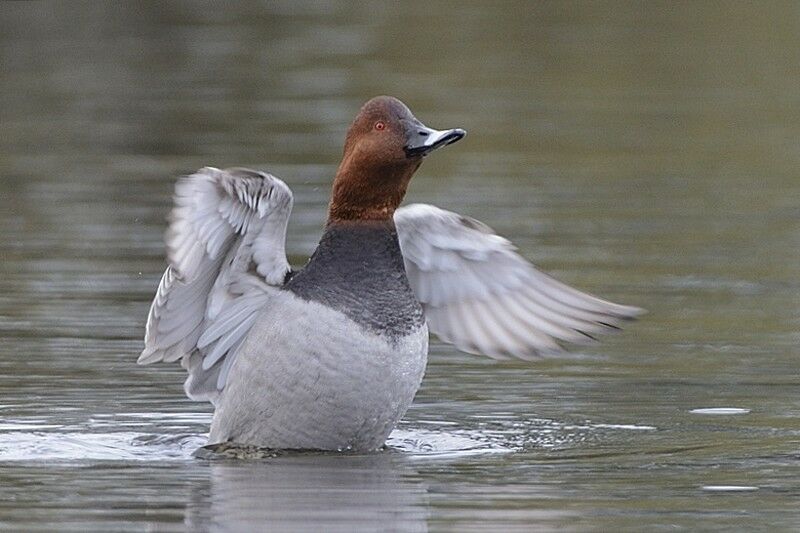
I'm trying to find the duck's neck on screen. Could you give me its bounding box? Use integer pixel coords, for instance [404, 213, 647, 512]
[326, 155, 420, 223]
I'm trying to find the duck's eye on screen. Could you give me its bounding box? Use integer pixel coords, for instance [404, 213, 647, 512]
[374, 121, 386, 131]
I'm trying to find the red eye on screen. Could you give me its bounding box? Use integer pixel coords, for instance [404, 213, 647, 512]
[374, 121, 386, 131]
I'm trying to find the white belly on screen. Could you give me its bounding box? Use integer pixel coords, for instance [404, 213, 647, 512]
[209, 291, 429, 451]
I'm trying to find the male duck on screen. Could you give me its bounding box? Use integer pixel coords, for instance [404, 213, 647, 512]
[139, 96, 643, 451]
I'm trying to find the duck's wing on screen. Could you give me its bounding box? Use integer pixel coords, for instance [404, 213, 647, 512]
[138, 167, 293, 403]
[394, 203, 644, 360]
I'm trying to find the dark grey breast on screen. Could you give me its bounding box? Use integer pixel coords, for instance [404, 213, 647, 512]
[285, 222, 425, 338]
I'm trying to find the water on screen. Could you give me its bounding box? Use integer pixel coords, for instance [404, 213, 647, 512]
[2, 1, 799, 530]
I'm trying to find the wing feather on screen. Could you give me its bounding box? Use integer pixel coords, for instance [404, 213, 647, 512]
[139, 167, 294, 404]
[395, 203, 643, 361]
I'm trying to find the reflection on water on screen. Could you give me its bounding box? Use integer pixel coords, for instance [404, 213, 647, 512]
[2, 1, 800, 530]
[187, 457, 430, 533]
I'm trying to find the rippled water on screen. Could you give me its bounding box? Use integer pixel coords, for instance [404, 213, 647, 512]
[2, 2, 800, 531]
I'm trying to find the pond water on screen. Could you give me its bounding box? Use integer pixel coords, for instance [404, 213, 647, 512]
[1, 2, 799, 530]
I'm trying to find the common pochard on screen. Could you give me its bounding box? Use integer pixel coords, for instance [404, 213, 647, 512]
[139, 96, 643, 451]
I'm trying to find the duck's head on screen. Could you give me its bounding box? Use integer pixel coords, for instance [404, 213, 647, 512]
[328, 96, 465, 223]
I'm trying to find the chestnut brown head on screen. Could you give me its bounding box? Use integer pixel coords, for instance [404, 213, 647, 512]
[328, 96, 465, 223]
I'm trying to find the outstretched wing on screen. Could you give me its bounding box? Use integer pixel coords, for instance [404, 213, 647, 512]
[138, 167, 293, 403]
[394, 203, 643, 360]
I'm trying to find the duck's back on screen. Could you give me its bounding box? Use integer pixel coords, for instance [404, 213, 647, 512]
[209, 222, 429, 451]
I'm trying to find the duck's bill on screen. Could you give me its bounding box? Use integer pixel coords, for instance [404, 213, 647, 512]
[404, 126, 466, 157]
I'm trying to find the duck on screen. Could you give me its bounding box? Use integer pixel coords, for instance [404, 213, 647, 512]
[138, 96, 643, 451]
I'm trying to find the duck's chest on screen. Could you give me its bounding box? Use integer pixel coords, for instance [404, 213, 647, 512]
[285, 222, 425, 337]
[213, 291, 429, 450]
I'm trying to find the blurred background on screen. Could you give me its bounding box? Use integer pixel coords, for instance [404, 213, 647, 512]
[1, 1, 799, 531]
